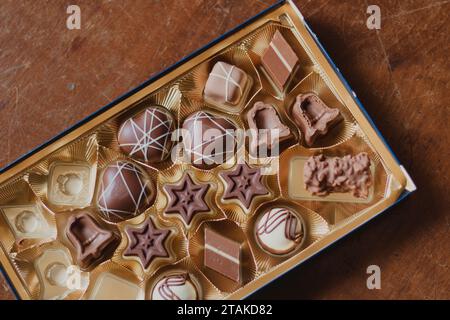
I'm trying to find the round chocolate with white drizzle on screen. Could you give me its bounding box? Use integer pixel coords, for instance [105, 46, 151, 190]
[97, 161, 155, 223]
[152, 273, 199, 300]
[182, 111, 237, 169]
[255, 207, 304, 255]
[118, 106, 175, 163]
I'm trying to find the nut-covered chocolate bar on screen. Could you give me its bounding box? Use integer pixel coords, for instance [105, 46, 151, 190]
[0, 2, 412, 300]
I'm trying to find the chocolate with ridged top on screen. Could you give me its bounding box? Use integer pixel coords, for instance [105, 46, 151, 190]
[124, 218, 170, 269]
[220, 162, 268, 209]
[303, 153, 372, 198]
[164, 173, 210, 225]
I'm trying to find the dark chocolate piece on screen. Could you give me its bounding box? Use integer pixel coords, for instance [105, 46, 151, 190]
[124, 218, 170, 269]
[255, 207, 303, 255]
[303, 153, 372, 198]
[97, 161, 155, 223]
[66, 212, 118, 269]
[220, 163, 268, 209]
[261, 30, 299, 89]
[118, 106, 175, 163]
[182, 111, 237, 169]
[247, 101, 292, 155]
[204, 228, 241, 282]
[204, 61, 248, 105]
[291, 93, 342, 146]
[164, 173, 210, 225]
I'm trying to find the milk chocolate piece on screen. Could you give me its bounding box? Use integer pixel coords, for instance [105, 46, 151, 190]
[124, 218, 170, 269]
[247, 101, 292, 155]
[256, 207, 303, 255]
[164, 173, 210, 225]
[220, 162, 268, 209]
[291, 93, 342, 146]
[261, 30, 299, 89]
[66, 212, 118, 269]
[118, 106, 175, 163]
[304, 153, 372, 198]
[152, 273, 199, 300]
[182, 111, 237, 169]
[97, 161, 155, 223]
[204, 228, 241, 282]
[204, 61, 248, 105]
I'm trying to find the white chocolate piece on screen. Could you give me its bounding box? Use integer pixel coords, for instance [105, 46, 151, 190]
[15, 210, 40, 233]
[88, 273, 144, 300]
[45, 263, 68, 287]
[48, 162, 96, 208]
[57, 173, 83, 196]
[1, 205, 54, 240]
[152, 273, 198, 300]
[256, 207, 303, 255]
[35, 249, 74, 300]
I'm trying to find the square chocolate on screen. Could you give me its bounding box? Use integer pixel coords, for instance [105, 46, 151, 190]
[48, 162, 95, 207]
[261, 30, 299, 90]
[204, 61, 248, 105]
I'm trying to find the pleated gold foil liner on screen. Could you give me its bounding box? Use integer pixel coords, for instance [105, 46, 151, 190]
[82, 260, 144, 300]
[0, 177, 56, 253]
[96, 85, 182, 171]
[244, 199, 329, 272]
[54, 208, 120, 271]
[179, 45, 261, 114]
[27, 134, 98, 213]
[95, 146, 159, 224]
[13, 241, 89, 300]
[145, 257, 223, 300]
[284, 71, 358, 148]
[215, 152, 280, 225]
[278, 131, 390, 225]
[188, 219, 257, 294]
[112, 211, 187, 280]
[156, 165, 226, 237]
[243, 21, 315, 99]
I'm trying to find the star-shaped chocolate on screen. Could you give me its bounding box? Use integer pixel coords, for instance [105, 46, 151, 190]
[164, 173, 210, 225]
[220, 163, 269, 209]
[124, 218, 170, 269]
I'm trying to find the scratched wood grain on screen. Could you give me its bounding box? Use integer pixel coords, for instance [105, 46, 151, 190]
[0, 0, 448, 300]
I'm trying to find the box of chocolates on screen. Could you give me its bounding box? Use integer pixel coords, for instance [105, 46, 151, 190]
[0, 1, 415, 300]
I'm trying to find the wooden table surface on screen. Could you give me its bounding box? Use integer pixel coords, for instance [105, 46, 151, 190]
[0, 0, 448, 300]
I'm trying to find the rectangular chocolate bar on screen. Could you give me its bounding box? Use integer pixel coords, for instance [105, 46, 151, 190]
[204, 228, 241, 282]
[261, 30, 299, 89]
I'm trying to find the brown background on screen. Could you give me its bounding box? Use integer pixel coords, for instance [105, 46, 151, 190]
[0, 0, 448, 299]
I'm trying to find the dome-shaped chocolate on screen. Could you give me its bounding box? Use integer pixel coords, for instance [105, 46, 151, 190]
[118, 106, 175, 163]
[182, 111, 237, 169]
[97, 161, 155, 222]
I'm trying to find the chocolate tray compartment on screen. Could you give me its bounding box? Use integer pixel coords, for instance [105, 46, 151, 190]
[244, 20, 315, 100]
[96, 85, 182, 172]
[179, 45, 262, 114]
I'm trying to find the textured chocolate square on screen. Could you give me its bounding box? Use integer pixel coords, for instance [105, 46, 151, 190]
[204, 61, 248, 105]
[261, 30, 299, 89]
[204, 228, 241, 282]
